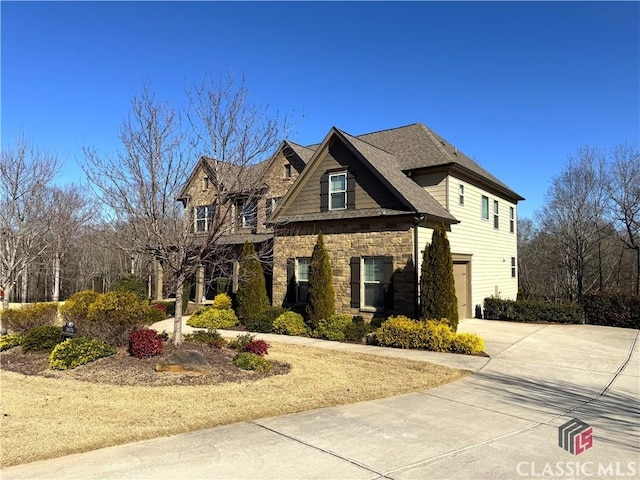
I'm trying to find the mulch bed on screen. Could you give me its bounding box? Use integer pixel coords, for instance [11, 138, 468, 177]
[0, 342, 290, 387]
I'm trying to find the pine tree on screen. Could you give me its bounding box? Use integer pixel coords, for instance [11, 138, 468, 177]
[420, 224, 459, 331]
[237, 242, 270, 323]
[307, 232, 335, 327]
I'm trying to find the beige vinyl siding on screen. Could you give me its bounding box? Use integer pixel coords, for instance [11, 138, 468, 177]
[412, 171, 448, 208]
[414, 174, 518, 318]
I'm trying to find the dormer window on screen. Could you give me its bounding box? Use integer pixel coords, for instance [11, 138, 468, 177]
[203, 177, 209, 190]
[329, 172, 347, 210]
[284, 164, 292, 178]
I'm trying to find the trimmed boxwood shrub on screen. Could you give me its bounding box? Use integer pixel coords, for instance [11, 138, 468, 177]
[312, 314, 352, 342]
[344, 316, 374, 343]
[483, 297, 583, 324]
[49, 337, 117, 370]
[187, 308, 238, 329]
[583, 292, 639, 329]
[22, 325, 64, 353]
[232, 352, 272, 372]
[245, 306, 288, 333]
[272, 311, 308, 336]
[129, 329, 164, 359]
[376, 316, 484, 355]
[0, 333, 24, 352]
[451, 333, 484, 355]
[1, 303, 59, 334]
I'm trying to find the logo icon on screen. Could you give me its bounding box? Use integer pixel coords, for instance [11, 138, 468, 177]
[559, 418, 593, 455]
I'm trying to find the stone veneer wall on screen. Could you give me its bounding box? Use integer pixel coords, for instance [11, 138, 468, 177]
[273, 218, 417, 321]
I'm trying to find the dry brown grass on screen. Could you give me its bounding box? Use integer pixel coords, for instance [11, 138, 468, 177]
[0, 342, 468, 468]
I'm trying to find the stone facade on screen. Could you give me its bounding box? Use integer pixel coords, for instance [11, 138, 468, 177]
[273, 217, 417, 321]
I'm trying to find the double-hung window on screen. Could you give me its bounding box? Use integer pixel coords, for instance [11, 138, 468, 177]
[509, 207, 515, 234]
[242, 199, 257, 228]
[363, 257, 384, 309]
[296, 258, 310, 303]
[493, 200, 499, 229]
[511, 257, 517, 278]
[459, 184, 465, 206]
[329, 173, 347, 210]
[195, 205, 214, 232]
[481, 196, 489, 220]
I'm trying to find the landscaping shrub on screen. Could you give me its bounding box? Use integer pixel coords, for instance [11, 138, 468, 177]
[1, 303, 59, 334]
[212, 293, 232, 310]
[483, 297, 583, 324]
[583, 292, 640, 329]
[49, 337, 117, 370]
[150, 302, 172, 317]
[86, 292, 154, 346]
[113, 274, 147, 301]
[244, 340, 269, 356]
[370, 316, 387, 328]
[228, 333, 256, 350]
[129, 329, 164, 359]
[147, 307, 167, 324]
[183, 329, 227, 349]
[59, 290, 100, 324]
[313, 314, 352, 342]
[187, 307, 238, 329]
[236, 242, 270, 323]
[307, 232, 335, 327]
[376, 316, 482, 354]
[22, 325, 64, 353]
[245, 306, 287, 333]
[344, 316, 374, 343]
[272, 311, 308, 336]
[450, 333, 485, 355]
[232, 352, 272, 372]
[0, 333, 24, 352]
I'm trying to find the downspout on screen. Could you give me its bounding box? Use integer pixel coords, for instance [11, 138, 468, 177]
[413, 215, 425, 318]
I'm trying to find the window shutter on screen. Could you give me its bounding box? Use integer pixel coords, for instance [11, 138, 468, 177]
[346, 170, 356, 209]
[320, 173, 329, 212]
[286, 258, 296, 304]
[383, 256, 394, 309]
[350, 257, 361, 308]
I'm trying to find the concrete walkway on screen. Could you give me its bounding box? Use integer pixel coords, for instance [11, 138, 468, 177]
[2, 320, 638, 479]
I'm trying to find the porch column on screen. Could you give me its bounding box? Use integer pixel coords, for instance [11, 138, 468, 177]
[195, 264, 205, 303]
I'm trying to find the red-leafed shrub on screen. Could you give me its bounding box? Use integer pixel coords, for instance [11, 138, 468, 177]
[129, 329, 164, 359]
[244, 339, 269, 356]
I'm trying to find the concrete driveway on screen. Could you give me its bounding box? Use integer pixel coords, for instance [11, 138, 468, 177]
[2, 320, 638, 479]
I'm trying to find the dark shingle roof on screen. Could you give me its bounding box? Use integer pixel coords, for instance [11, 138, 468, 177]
[336, 129, 457, 222]
[286, 141, 315, 164]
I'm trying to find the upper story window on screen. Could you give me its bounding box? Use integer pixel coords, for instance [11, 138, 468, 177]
[284, 164, 292, 178]
[329, 172, 347, 210]
[493, 200, 499, 229]
[266, 197, 281, 218]
[242, 199, 258, 228]
[195, 205, 214, 233]
[510, 207, 515, 234]
[481, 195, 489, 220]
[203, 177, 210, 190]
[511, 257, 517, 278]
[459, 184, 465, 206]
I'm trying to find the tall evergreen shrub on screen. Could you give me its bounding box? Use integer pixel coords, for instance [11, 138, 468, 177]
[420, 224, 459, 331]
[237, 242, 270, 323]
[307, 232, 335, 327]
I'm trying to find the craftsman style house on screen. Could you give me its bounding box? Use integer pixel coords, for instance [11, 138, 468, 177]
[180, 123, 524, 320]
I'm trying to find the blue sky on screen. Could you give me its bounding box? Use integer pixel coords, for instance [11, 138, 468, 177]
[2, 1, 638, 219]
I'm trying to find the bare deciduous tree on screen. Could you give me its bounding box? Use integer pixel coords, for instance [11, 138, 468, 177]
[0, 136, 59, 315]
[607, 143, 640, 295]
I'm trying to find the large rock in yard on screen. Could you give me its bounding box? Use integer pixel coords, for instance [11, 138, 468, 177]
[156, 350, 212, 374]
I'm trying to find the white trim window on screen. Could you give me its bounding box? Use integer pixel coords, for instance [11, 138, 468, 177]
[481, 195, 489, 220]
[510, 207, 515, 234]
[242, 199, 258, 228]
[459, 184, 465, 206]
[195, 205, 214, 232]
[362, 257, 384, 309]
[511, 257, 517, 278]
[493, 200, 499, 229]
[296, 258, 310, 303]
[329, 172, 347, 210]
